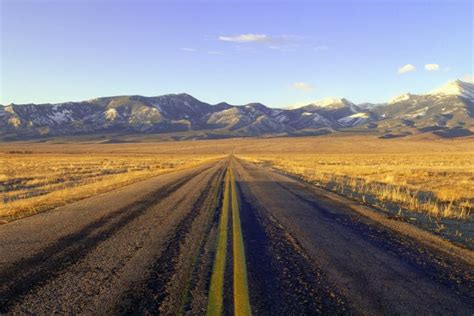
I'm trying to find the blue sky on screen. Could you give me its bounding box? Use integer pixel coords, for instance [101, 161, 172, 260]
[1, 0, 472, 107]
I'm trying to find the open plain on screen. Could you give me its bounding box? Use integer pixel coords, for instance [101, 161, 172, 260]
[0, 136, 473, 314]
[2, 0, 473, 314]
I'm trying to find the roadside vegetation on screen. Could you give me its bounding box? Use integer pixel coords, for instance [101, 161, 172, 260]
[0, 152, 221, 221]
[1, 135, 472, 223]
[239, 152, 473, 220]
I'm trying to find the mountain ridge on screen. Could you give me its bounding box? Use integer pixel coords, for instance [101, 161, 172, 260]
[1, 80, 473, 140]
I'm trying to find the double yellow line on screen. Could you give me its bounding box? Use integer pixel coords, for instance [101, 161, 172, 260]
[207, 167, 252, 316]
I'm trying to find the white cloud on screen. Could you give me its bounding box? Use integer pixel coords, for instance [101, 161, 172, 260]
[425, 63, 440, 71]
[180, 47, 196, 52]
[292, 82, 314, 92]
[218, 34, 269, 43]
[398, 64, 416, 74]
[463, 74, 474, 83]
[218, 34, 301, 51]
[219, 34, 328, 53]
[208, 51, 223, 55]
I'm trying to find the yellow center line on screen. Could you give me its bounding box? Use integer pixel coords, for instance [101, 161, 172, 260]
[230, 167, 252, 316]
[206, 164, 252, 316]
[206, 168, 231, 316]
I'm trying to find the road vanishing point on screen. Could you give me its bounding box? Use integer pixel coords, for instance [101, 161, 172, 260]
[1, 157, 473, 315]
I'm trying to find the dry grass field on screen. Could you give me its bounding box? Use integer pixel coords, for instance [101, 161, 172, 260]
[0, 149, 222, 221]
[1, 135, 473, 223]
[1, 136, 474, 313]
[240, 153, 473, 219]
[234, 136, 474, 220]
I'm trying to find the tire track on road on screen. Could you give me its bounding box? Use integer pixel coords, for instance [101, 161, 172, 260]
[263, 162, 474, 304]
[117, 163, 226, 314]
[0, 164, 214, 313]
[206, 168, 231, 316]
[233, 157, 474, 315]
[232, 158, 349, 315]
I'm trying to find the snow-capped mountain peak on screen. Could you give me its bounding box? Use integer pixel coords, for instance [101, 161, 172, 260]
[429, 80, 474, 100]
[388, 93, 412, 104]
[310, 97, 352, 108]
[2, 78, 473, 140]
[285, 97, 353, 110]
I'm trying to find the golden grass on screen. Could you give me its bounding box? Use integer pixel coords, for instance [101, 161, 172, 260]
[0, 153, 222, 220]
[1, 135, 472, 221]
[238, 152, 474, 219]
[3, 135, 472, 155]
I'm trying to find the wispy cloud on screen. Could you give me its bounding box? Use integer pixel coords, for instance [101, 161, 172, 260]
[180, 47, 196, 52]
[219, 33, 328, 53]
[219, 34, 269, 43]
[208, 51, 223, 55]
[398, 64, 416, 74]
[292, 82, 314, 92]
[218, 33, 302, 50]
[425, 63, 440, 71]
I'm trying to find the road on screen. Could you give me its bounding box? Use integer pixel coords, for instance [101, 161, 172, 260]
[0, 157, 473, 315]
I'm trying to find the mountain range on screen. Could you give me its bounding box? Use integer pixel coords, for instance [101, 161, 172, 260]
[1, 80, 473, 140]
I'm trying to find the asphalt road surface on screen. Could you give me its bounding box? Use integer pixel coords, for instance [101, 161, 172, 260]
[1, 157, 473, 315]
